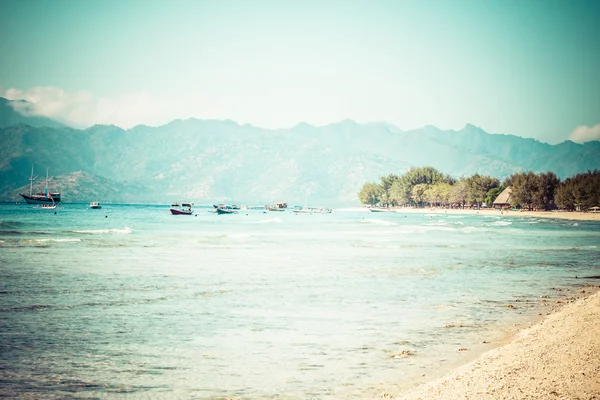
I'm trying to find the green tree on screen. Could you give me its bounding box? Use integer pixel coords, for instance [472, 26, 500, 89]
[358, 182, 383, 205]
[411, 183, 429, 207]
[449, 180, 468, 207]
[424, 182, 452, 207]
[389, 180, 409, 206]
[379, 174, 399, 206]
[465, 173, 500, 208]
[532, 172, 560, 210]
[424, 185, 437, 206]
[554, 182, 575, 210]
[485, 186, 503, 208]
[389, 166, 452, 206]
[509, 172, 537, 210]
[437, 182, 453, 206]
[554, 170, 600, 211]
[508, 171, 560, 211]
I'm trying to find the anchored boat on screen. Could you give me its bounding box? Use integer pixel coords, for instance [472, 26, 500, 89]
[266, 201, 287, 211]
[170, 203, 194, 215]
[20, 165, 61, 205]
[213, 204, 238, 214]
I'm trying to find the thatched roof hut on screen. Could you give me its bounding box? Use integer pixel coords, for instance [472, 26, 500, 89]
[493, 187, 512, 209]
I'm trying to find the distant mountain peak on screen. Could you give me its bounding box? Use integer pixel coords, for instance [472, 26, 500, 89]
[461, 123, 484, 132]
[292, 122, 315, 129]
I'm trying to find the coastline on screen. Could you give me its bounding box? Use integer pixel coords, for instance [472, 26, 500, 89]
[370, 207, 600, 222]
[392, 284, 600, 400]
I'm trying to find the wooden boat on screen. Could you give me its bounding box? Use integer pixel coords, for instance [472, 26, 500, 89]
[170, 203, 194, 215]
[89, 202, 102, 209]
[20, 165, 61, 205]
[369, 207, 393, 212]
[213, 204, 238, 214]
[266, 201, 287, 211]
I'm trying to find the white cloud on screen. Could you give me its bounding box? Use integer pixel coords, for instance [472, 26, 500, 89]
[2, 86, 197, 129]
[568, 124, 600, 143]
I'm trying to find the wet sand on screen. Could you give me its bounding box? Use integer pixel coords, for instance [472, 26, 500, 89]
[394, 287, 600, 400]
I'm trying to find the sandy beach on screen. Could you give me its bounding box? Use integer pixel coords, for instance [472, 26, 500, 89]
[393, 286, 600, 400]
[386, 207, 600, 222]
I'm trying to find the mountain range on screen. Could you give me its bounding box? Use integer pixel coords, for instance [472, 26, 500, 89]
[1, 97, 599, 206]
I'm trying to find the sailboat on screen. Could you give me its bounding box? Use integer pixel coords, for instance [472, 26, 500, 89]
[19, 165, 62, 205]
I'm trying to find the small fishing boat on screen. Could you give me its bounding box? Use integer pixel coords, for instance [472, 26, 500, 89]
[213, 204, 238, 214]
[170, 203, 194, 215]
[369, 207, 393, 212]
[266, 201, 287, 211]
[89, 202, 102, 209]
[38, 193, 57, 210]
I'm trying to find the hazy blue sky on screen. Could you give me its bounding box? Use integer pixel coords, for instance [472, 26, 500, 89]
[1, 0, 599, 143]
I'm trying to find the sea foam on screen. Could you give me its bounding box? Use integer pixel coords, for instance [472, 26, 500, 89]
[72, 227, 133, 235]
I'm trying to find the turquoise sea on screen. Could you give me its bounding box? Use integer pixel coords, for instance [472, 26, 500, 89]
[1, 204, 599, 399]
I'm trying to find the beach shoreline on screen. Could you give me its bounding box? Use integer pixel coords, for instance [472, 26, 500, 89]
[361, 207, 600, 222]
[389, 283, 600, 400]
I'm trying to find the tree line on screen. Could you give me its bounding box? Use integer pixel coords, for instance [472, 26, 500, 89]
[358, 166, 600, 211]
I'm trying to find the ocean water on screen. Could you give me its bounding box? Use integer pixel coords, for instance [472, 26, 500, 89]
[1, 204, 599, 399]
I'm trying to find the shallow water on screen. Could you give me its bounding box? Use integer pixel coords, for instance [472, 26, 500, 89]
[1, 204, 599, 398]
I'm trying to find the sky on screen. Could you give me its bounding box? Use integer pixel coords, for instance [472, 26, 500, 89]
[1, 0, 599, 144]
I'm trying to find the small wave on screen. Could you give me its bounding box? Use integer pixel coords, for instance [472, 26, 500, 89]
[1, 296, 171, 313]
[72, 227, 133, 235]
[0, 220, 25, 228]
[361, 219, 397, 226]
[208, 233, 251, 239]
[0, 304, 65, 312]
[486, 221, 512, 226]
[0, 230, 52, 236]
[35, 238, 81, 243]
[425, 225, 456, 231]
[427, 219, 450, 226]
[352, 244, 404, 249]
[0, 230, 23, 236]
[535, 245, 597, 251]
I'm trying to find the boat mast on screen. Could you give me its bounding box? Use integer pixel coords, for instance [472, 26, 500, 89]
[45, 168, 52, 197]
[28, 164, 38, 196]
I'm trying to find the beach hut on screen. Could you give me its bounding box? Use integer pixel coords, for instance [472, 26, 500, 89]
[493, 187, 512, 209]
